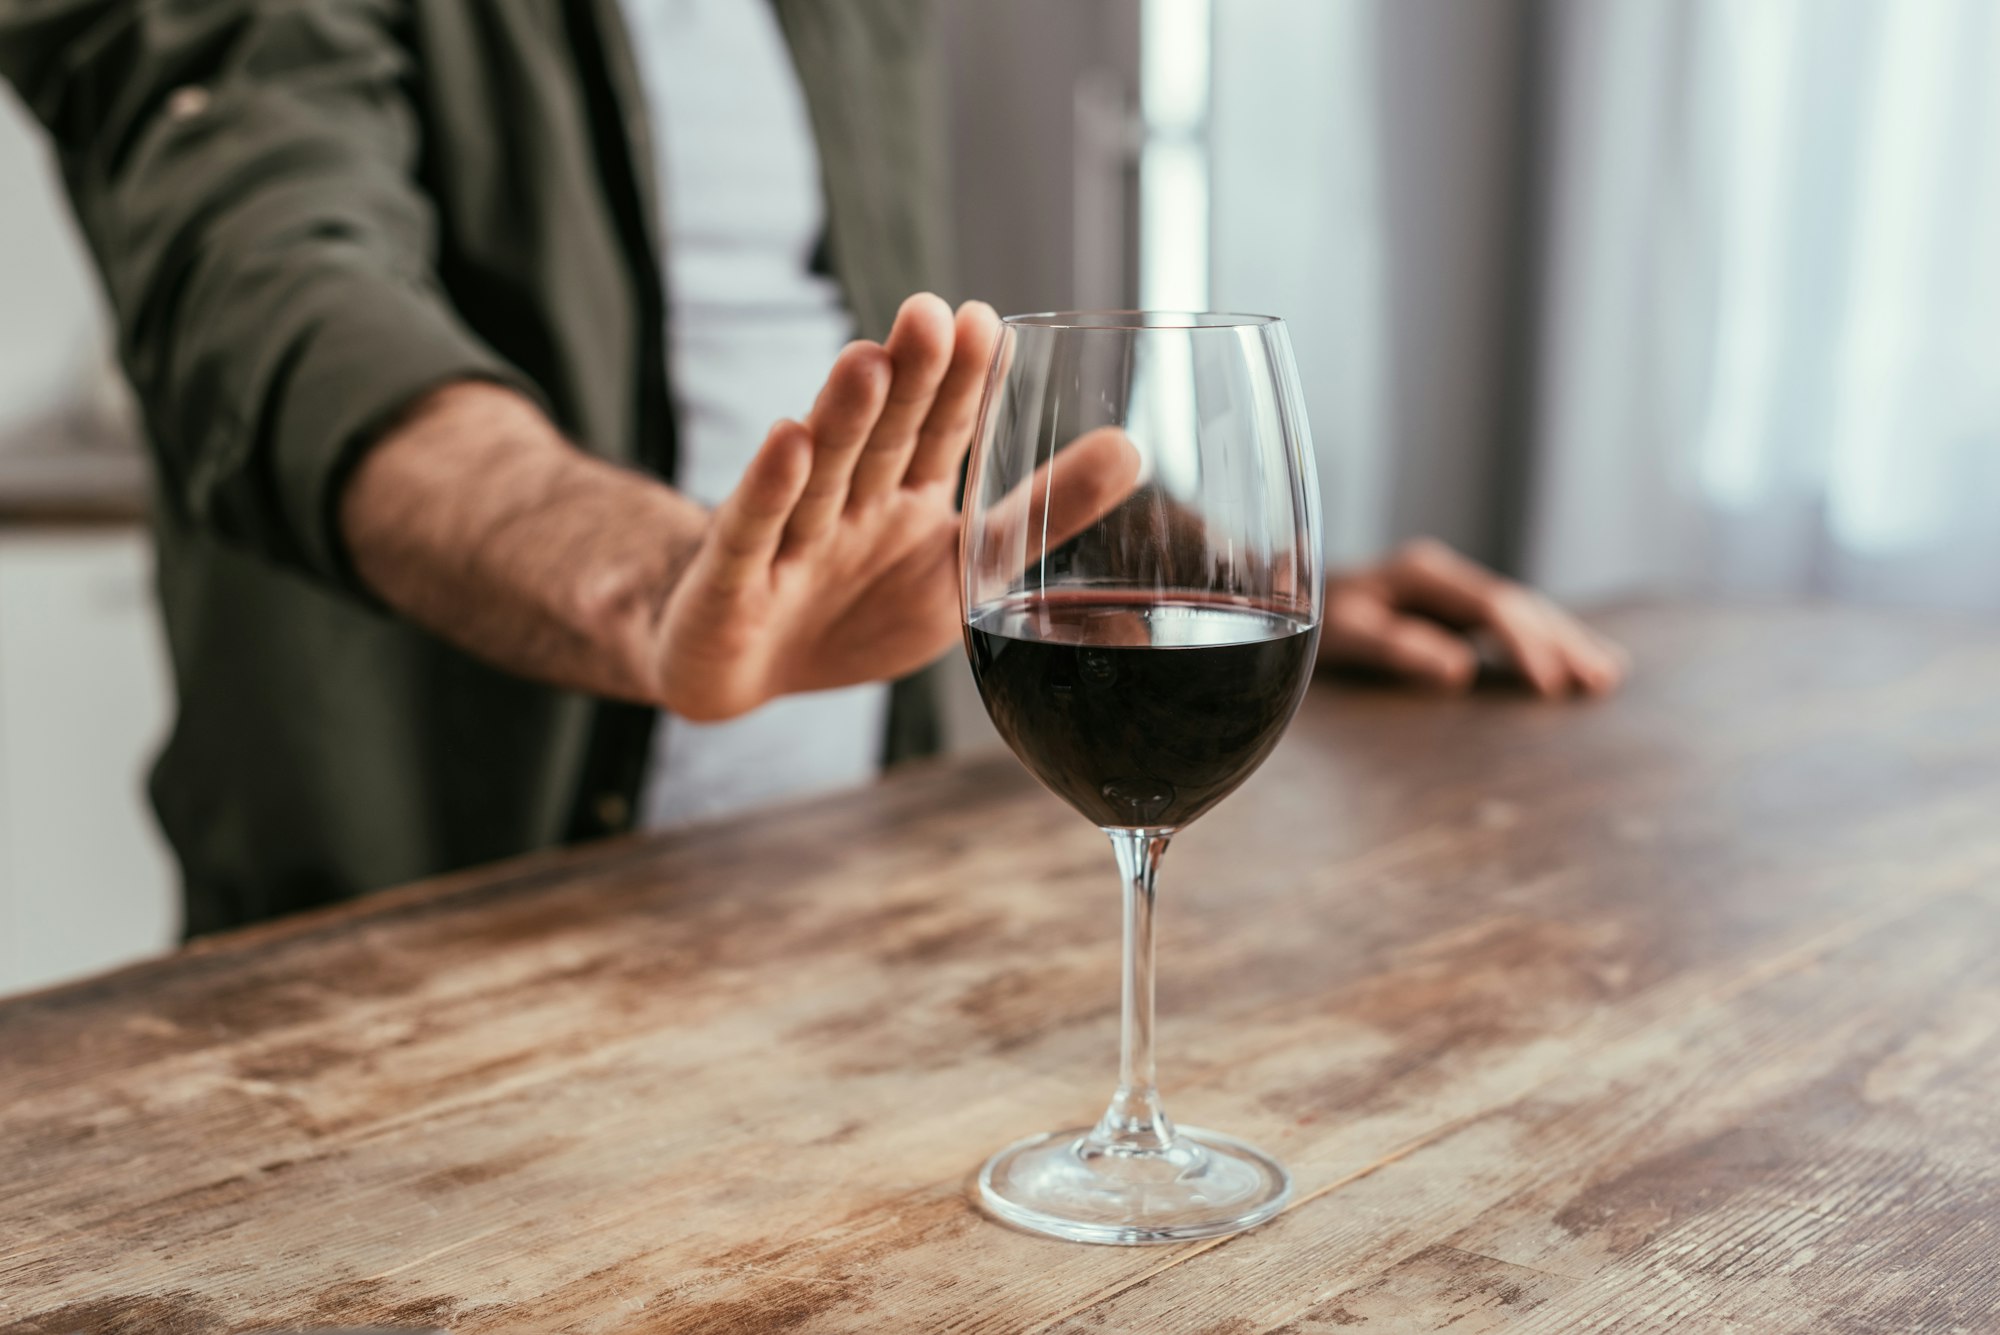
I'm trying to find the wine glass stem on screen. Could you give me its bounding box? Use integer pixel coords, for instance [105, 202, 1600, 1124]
[1092, 828, 1177, 1152]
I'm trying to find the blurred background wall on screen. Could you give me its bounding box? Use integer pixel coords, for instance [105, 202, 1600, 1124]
[2, 0, 1996, 992]
[0, 81, 176, 994]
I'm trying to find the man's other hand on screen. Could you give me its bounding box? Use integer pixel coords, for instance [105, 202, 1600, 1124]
[1319, 539, 1627, 697]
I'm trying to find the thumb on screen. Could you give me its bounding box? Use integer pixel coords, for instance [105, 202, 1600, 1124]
[1321, 586, 1478, 690]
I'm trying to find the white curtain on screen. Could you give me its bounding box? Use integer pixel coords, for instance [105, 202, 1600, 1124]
[1526, 0, 2000, 608]
[1208, 0, 2000, 606]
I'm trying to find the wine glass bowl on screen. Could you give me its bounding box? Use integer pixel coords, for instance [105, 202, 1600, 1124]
[960, 311, 1323, 1244]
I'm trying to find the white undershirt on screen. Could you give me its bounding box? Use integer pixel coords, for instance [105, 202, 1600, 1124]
[621, 0, 889, 830]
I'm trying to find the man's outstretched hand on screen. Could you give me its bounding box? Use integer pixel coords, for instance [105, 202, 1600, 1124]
[647, 294, 999, 719]
[655, 297, 1150, 720]
[1319, 538, 1627, 696]
[344, 292, 1142, 724]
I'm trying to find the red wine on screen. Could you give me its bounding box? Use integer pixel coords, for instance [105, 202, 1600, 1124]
[965, 593, 1320, 829]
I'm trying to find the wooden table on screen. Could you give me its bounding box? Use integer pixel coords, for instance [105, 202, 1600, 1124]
[6, 604, 2000, 1334]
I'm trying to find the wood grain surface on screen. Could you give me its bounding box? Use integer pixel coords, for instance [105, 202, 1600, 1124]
[5, 604, 1999, 1334]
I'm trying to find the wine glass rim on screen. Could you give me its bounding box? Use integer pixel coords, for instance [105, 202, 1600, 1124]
[1001, 310, 1282, 331]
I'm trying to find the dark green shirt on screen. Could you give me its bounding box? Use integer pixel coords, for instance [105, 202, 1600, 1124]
[0, 0, 949, 933]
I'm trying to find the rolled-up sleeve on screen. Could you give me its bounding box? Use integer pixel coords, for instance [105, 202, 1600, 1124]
[1, 0, 535, 590]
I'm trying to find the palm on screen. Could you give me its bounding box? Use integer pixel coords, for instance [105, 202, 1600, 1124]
[649, 296, 1147, 724]
[658, 483, 963, 720]
[784, 485, 962, 684]
[648, 296, 990, 722]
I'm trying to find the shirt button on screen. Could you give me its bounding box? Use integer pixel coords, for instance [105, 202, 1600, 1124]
[165, 86, 212, 121]
[594, 792, 630, 830]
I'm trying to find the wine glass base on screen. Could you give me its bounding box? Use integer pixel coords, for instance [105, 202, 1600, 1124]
[976, 1125, 1292, 1245]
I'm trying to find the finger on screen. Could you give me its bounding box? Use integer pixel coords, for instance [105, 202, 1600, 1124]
[784, 340, 892, 550]
[1589, 630, 1632, 692]
[1478, 589, 1572, 697]
[1036, 426, 1144, 547]
[904, 300, 1004, 489]
[707, 418, 813, 590]
[847, 293, 956, 507]
[1375, 537, 1504, 624]
[1320, 586, 1478, 691]
[1376, 539, 1569, 696]
[1478, 586, 1626, 697]
[1543, 607, 1630, 696]
[980, 425, 1144, 557]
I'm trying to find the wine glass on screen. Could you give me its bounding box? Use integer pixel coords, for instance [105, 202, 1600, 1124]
[959, 311, 1324, 1244]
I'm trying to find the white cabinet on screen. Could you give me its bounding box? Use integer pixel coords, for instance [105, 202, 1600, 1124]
[0, 527, 177, 995]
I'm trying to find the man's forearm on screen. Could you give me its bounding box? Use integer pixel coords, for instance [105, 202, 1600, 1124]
[340, 381, 703, 704]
